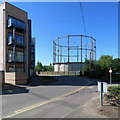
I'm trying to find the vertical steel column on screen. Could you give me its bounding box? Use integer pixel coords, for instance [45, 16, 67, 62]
[64, 58, 65, 75]
[89, 52, 91, 71]
[53, 41, 54, 64]
[95, 40, 96, 76]
[95, 40, 96, 62]
[13, 26, 16, 72]
[68, 35, 69, 63]
[91, 37, 93, 60]
[81, 35, 82, 63]
[86, 45, 87, 60]
[55, 43, 56, 63]
[57, 37, 59, 63]
[60, 46, 62, 63]
[77, 46, 78, 62]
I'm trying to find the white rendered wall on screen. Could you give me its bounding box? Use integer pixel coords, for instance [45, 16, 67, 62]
[54, 63, 84, 72]
[0, 3, 5, 71]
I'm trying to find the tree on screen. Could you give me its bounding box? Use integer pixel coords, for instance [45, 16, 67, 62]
[35, 62, 43, 73]
[49, 63, 53, 71]
[98, 55, 113, 80]
[98, 55, 113, 70]
[111, 58, 120, 72]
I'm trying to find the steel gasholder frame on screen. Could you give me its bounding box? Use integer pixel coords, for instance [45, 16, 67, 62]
[53, 35, 96, 65]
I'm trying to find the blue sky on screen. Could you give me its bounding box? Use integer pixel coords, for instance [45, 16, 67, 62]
[1, 2, 118, 65]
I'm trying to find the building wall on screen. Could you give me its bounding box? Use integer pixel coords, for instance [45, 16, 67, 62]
[28, 19, 31, 77]
[54, 64, 68, 72]
[54, 63, 84, 73]
[0, 2, 29, 84]
[0, 3, 5, 71]
[31, 37, 35, 71]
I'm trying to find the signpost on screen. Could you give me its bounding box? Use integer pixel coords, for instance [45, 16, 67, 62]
[109, 67, 112, 84]
[98, 82, 108, 106]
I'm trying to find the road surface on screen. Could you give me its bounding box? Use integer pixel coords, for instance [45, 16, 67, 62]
[2, 76, 101, 118]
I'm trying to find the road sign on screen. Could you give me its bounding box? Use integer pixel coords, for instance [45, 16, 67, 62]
[98, 82, 107, 93]
[98, 82, 108, 106]
[98, 82, 102, 92]
[103, 82, 108, 93]
[109, 69, 112, 73]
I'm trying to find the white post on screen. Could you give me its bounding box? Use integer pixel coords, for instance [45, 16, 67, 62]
[100, 82, 103, 106]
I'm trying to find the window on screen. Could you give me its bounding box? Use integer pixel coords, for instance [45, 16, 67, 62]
[16, 20, 25, 30]
[16, 51, 24, 62]
[8, 66, 14, 72]
[31, 47, 34, 53]
[16, 67, 24, 72]
[12, 18, 16, 26]
[8, 33, 13, 45]
[8, 50, 14, 62]
[8, 16, 25, 30]
[31, 54, 34, 60]
[8, 66, 24, 72]
[16, 35, 24, 46]
[21, 22, 25, 29]
[17, 20, 22, 28]
[8, 16, 16, 27]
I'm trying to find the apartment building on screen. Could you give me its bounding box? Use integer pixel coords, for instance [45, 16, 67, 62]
[0, 2, 33, 85]
[30, 37, 35, 75]
[28, 19, 35, 76]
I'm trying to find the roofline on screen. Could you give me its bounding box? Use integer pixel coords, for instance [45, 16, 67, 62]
[0, 2, 27, 14]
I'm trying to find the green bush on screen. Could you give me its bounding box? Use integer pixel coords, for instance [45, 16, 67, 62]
[104, 86, 120, 106]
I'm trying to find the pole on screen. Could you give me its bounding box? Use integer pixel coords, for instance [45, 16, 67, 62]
[110, 67, 112, 84]
[100, 82, 103, 106]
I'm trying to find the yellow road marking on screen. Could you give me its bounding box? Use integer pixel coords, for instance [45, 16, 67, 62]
[4, 86, 87, 118]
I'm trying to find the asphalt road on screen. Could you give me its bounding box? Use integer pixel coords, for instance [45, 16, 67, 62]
[2, 76, 100, 118]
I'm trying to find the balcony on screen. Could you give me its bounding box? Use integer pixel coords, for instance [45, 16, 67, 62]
[8, 16, 26, 32]
[8, 33, 24, 48]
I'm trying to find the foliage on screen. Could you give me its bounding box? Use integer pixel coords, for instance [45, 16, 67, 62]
[82, 55, 120, 82]
[98, 55, 113, 71]
[35, 62, 53, 73]
[104, 86, 120, 106]
[111, 58, 120, 73]
[98, 55, 113, 79]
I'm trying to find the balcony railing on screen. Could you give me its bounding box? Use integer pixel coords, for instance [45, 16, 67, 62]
[8, 33, 24, 47]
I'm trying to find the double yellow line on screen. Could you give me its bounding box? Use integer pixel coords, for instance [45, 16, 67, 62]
[4, 86, 87, 118]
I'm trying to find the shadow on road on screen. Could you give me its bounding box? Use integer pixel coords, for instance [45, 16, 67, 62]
[2, 84, 29, 95]
[27, 75, 98, 87]
[2, 75, 100, 95]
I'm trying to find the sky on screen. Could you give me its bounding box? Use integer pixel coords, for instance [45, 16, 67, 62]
[0, 2, 118, 65]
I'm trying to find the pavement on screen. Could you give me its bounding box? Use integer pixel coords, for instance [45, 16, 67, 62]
[1, 76, 106, 118]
